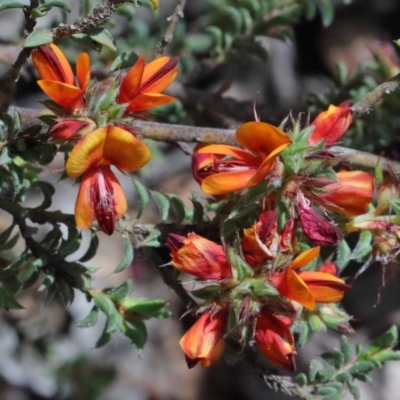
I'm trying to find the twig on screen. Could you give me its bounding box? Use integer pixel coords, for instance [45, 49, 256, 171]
[51, 0, 131, 37]
[13, 107, 400, 174]
[153, 0, 187, 59]
[0, 0, 39, 113]
[351, 73, 400, 117]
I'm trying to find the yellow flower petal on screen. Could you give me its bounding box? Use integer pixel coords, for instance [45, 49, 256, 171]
[290, 247, 320, 270]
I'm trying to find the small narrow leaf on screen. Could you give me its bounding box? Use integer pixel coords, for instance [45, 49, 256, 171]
[110, 51, 139, 72]
[337, 239, 351, 269]
[151, 190, 170, 221]
[109, 280, 133, 301]
[133, 179, 150, 219]
[0, 0, 25, 12]
[352, 231, 372, 261]
[79, 231, 99, 262]
[114, 235, 133, 273]
[76, 306, 99, 328]
[89, 28, 116, 51]
[24, 27, 53, 47]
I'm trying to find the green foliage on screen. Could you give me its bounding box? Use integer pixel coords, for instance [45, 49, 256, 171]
[298, 327, 400, 399]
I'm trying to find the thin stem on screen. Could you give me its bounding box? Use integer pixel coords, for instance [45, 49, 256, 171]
[154, 0, 187, 59]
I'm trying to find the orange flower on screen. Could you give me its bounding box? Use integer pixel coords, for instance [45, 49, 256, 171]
[241, 211, 278, 266]
[271, 247, 351, 310]
[255, 309, 296, 371]
[118, 55, 178, 112]
[314, 170, 374, 216]
[194, 122, 292, 195]
[168, 233, 232, 280]
[32, 44, 90, 111]
[66, 125, 151, 233]
[75, 166, 127, 235]
[179, 309, 228, 368]
[308, 102, 352, 146]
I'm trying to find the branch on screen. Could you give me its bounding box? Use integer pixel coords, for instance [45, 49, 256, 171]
[0, 0, 39, 112]
[14, 107, 400, 174]
[51, 0, 132, 38]
[351, 73, 400, 117]
[154, 0, 187, 59]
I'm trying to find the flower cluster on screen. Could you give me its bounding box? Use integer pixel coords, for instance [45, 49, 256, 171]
[168, 230, 350, 370]
[175, 101, 378, 369]
[32, 44, 178, 234]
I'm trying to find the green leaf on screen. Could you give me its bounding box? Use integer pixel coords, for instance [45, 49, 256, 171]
[109, 280, 133, 301]
[151, 191, 170, 221]
[337, 239, 351, 269]
[352, 230, 372, 261]
[340, 336, 352, 364]
[89, 28, 116, 51]
[0, 283, 23, 309]
[59, 226, 81, 256]
[366, 325, 398, 355]
[0, 0, 25, 12]
[0, 232, 20, 251]
[76, 306, 99, 328]
[296, 373, 308, 386]
[315, 365, 336, 383]
[167, 194, 186, 224]
[347, 380, 360, 400]
[133, 179, 149, 219]
[71, 33, 102, 51]
[0, 147, 12, 165]
[309, 359, 324, 382]
[118, 298, 168, 318]
[114, 235, 133, 273]
[105, 307, 123, 333]
[370, 349, 400, 362]
[92, 292, 116, 317]
[323, 349, 344, 369]
[110, 51, 139, 72]
[125, 319, 147, 350]
[227, 247, 253, 280]
[317, 0, 335, 27]
[79, 231, 99, 262]
[0, 224, 15, 246]
[36, 181, 55, 209]
[24, 27, 53, 47]
[96, 328, 112, 348]
[38, 0, 71, 12]
[120, 321, 147, 350]
[349, 360, 376, 376]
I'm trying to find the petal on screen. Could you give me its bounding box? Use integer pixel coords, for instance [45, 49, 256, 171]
[201, 170, 256, 195]
[274, 268, 316, 310]
[290, 247, 320, 269]
[32, 47, 61, 82]
[103, 126, 151, 172]
[309, 102, 352, 146]
[49, 43, 74, 84]
[170, 233, 231, 280]
[179, 310, 227, 369]
[236, 122, 292, 156]
[119, 55, 145, 103]
[198, 144, 260, 166]
[255, 309, 296, 371]
[142, 56, 170, 83]
[37, 80, 83, 110]
[66, 127, 108, 177]
[298, 271, 351, 303]
[76, 52, 90, 90]
[141, 57, 179, 93]
[102, 167, 127, 219]
[126, 92, 176, 112]
[318, 170, 374, 216]
[75, 169, 96, 228]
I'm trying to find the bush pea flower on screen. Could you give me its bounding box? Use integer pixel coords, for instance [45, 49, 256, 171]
[118, 55, 179, 112]
[66, 125, 151, 234]
[193, 121, 292, 195]
[271, 247, 351, 310]
[308, 101, 352, 146]
[32, 44, 90, 111]
[179, 309, 228, 368]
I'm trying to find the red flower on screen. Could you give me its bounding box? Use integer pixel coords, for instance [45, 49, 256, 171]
[118, 55, 179, 112]
[32, 44, 90, 111]
[193, 122, 292, 195]
[308, 102, 352, 146]
[168, 233, 232, 280]
[66, 125, 151, 234]
[179, 309, 228, 368]
[255, 309, 296, 371]
[314, 170, 374, 216]
[49, 118, 96, 140]
[272, 247, 351, 310]
[75, 166, 126, 235]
